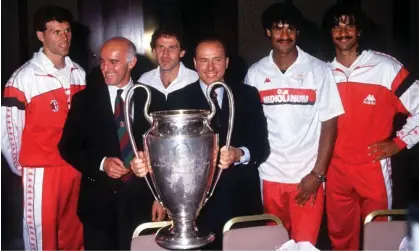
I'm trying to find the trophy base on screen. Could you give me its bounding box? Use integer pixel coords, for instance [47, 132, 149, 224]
[155, 225, 215, 250]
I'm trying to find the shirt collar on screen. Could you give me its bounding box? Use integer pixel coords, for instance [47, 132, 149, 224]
[268, 46, 306, 71]
[199, 80, 224, 104]
[331, 50, 370, 70]
[154, 62, 185, 82]
[35, 47, 74, 74]
[108, 78, 134, 95]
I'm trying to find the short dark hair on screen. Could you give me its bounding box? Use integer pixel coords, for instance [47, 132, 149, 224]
[194, 37, 228, 58]
[321, 3, 372, 60]
[261, 2, 304, 30]
[33, 5, 73, 32]
[150, 25, 185, 50]
[322, 3, 367, 32]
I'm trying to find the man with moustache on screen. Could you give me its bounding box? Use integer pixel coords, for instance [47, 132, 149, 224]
[131, 38, 269, 249]
[323, 4, 419, 250]
[59, 37, 166, 250]
[244, 2, 344, 244]
[1, 5, 85, 250]
[138, 25, 198, 97]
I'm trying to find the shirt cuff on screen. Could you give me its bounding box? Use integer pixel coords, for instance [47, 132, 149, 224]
[234, 147, 250, 165]
[393, 137, 407, 150]
[100, 157, 106, 171]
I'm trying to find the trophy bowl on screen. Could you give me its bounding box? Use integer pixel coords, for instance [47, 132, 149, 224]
[145, 110, 218, 249]
[125, 82, 234, 249]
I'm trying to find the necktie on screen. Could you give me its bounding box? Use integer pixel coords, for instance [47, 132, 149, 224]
[114, 89, 133, 182]
[210, 90, 221, 131]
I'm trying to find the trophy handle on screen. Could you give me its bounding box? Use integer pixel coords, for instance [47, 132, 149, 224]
[205, 82, 235, 203]
[124, 83, 160, 203]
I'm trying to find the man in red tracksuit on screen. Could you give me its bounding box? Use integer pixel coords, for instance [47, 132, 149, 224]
[1, 5, 85, 250]
[324, 4, 419, 250]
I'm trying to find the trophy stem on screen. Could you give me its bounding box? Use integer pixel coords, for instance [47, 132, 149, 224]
[172, 217, 197, 236]
[155, 217, 215, 249]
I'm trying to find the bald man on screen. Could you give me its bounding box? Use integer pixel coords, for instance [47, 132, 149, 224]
[59, 37, 166, 250]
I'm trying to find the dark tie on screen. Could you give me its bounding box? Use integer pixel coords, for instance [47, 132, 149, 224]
[115, 89, 133, 182]
[210, 90, 221, 131]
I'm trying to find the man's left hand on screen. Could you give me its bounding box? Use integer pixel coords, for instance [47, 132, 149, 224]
[368, 140, 401, 162]
[295, 173, 321, 206]
[218, 146, 241, 169]
[151, 201, 166, 222]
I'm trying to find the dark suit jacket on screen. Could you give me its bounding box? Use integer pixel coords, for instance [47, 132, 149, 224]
[58, 80, 166, 248]
[166, 81, 269, 249]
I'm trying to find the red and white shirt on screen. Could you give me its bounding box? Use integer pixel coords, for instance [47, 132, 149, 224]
[329, 50, 419, 164]
[1, 48, 86, 175]
[245, 47, 344, 183]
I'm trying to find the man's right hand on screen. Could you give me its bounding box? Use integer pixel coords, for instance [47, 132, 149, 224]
[103, 157, 129, 179]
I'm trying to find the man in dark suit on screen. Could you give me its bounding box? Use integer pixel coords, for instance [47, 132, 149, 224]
[132, 38, 269, 249]
[58, 37, 166, 250]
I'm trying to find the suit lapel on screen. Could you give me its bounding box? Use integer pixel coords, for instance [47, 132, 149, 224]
[98, 85, 116, 125]
[192, 81, 210, 110]
[89, 83, 119, 144]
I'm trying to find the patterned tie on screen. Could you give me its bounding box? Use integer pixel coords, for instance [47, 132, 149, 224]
[210, 90, 221, 131]
[115, 89, 133, 182]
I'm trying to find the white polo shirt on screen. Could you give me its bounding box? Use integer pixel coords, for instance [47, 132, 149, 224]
[138, 62, 198, 98]
[245, 47, 344, 183]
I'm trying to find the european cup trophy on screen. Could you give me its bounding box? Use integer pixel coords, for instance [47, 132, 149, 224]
[124, 82, 234, 249]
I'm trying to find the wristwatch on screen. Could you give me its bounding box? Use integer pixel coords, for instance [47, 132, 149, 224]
[310, 171, 326, 182]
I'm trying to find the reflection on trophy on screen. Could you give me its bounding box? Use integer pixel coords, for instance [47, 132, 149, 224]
[124, 82, 235, 249]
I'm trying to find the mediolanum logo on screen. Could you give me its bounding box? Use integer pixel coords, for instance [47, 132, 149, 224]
[259, 88, 316, 105]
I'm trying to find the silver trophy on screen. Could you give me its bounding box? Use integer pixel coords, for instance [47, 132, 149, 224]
[124, 82, 234, 249]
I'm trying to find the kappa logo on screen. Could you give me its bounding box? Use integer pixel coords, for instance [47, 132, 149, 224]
[363, 94, 376, 105]
[50, 100, 59, 112]
[264, 77, 271, 84]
